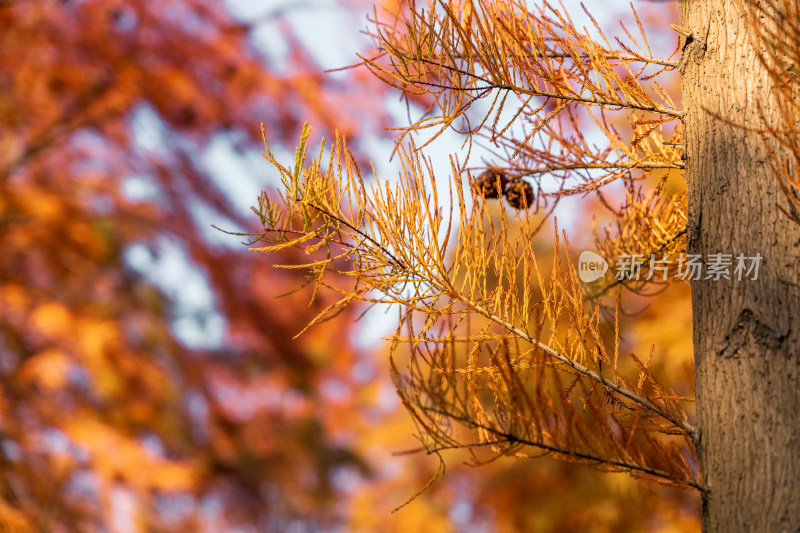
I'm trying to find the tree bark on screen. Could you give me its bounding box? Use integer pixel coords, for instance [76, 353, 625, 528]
[681, 1, 800, 531]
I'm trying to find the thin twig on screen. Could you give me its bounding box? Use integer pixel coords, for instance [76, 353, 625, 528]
[465, 301, 697, 440]
[422, 408, 704, 491]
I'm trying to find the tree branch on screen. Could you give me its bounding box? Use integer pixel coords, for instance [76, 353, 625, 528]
[422, 408, 704, 491]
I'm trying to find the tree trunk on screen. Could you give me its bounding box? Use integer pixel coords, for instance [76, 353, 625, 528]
[681, 1, 800, 531]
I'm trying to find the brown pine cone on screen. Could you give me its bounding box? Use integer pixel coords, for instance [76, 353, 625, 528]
[473, 169, 508, 199]
[504, 180, 535, 210]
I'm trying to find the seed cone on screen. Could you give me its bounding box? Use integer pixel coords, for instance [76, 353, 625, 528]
[505, 180, 535, 210]
[473, 169, 508, 199]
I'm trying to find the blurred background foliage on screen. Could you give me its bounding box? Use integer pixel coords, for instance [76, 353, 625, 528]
[0, 0, 698, 531]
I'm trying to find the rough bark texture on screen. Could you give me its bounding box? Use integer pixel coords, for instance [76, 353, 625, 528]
[681, 1, 800, 531]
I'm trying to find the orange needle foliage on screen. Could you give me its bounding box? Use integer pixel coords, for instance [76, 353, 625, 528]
[253, 121, 697, 486]
[252, 0, 703, 517]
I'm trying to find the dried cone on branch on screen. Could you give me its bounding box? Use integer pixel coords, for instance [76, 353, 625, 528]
[473, 168, 508, 199]
[505, 179, 535, 210]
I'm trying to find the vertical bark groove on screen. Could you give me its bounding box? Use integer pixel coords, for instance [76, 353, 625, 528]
[681, 1, 800, 531]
